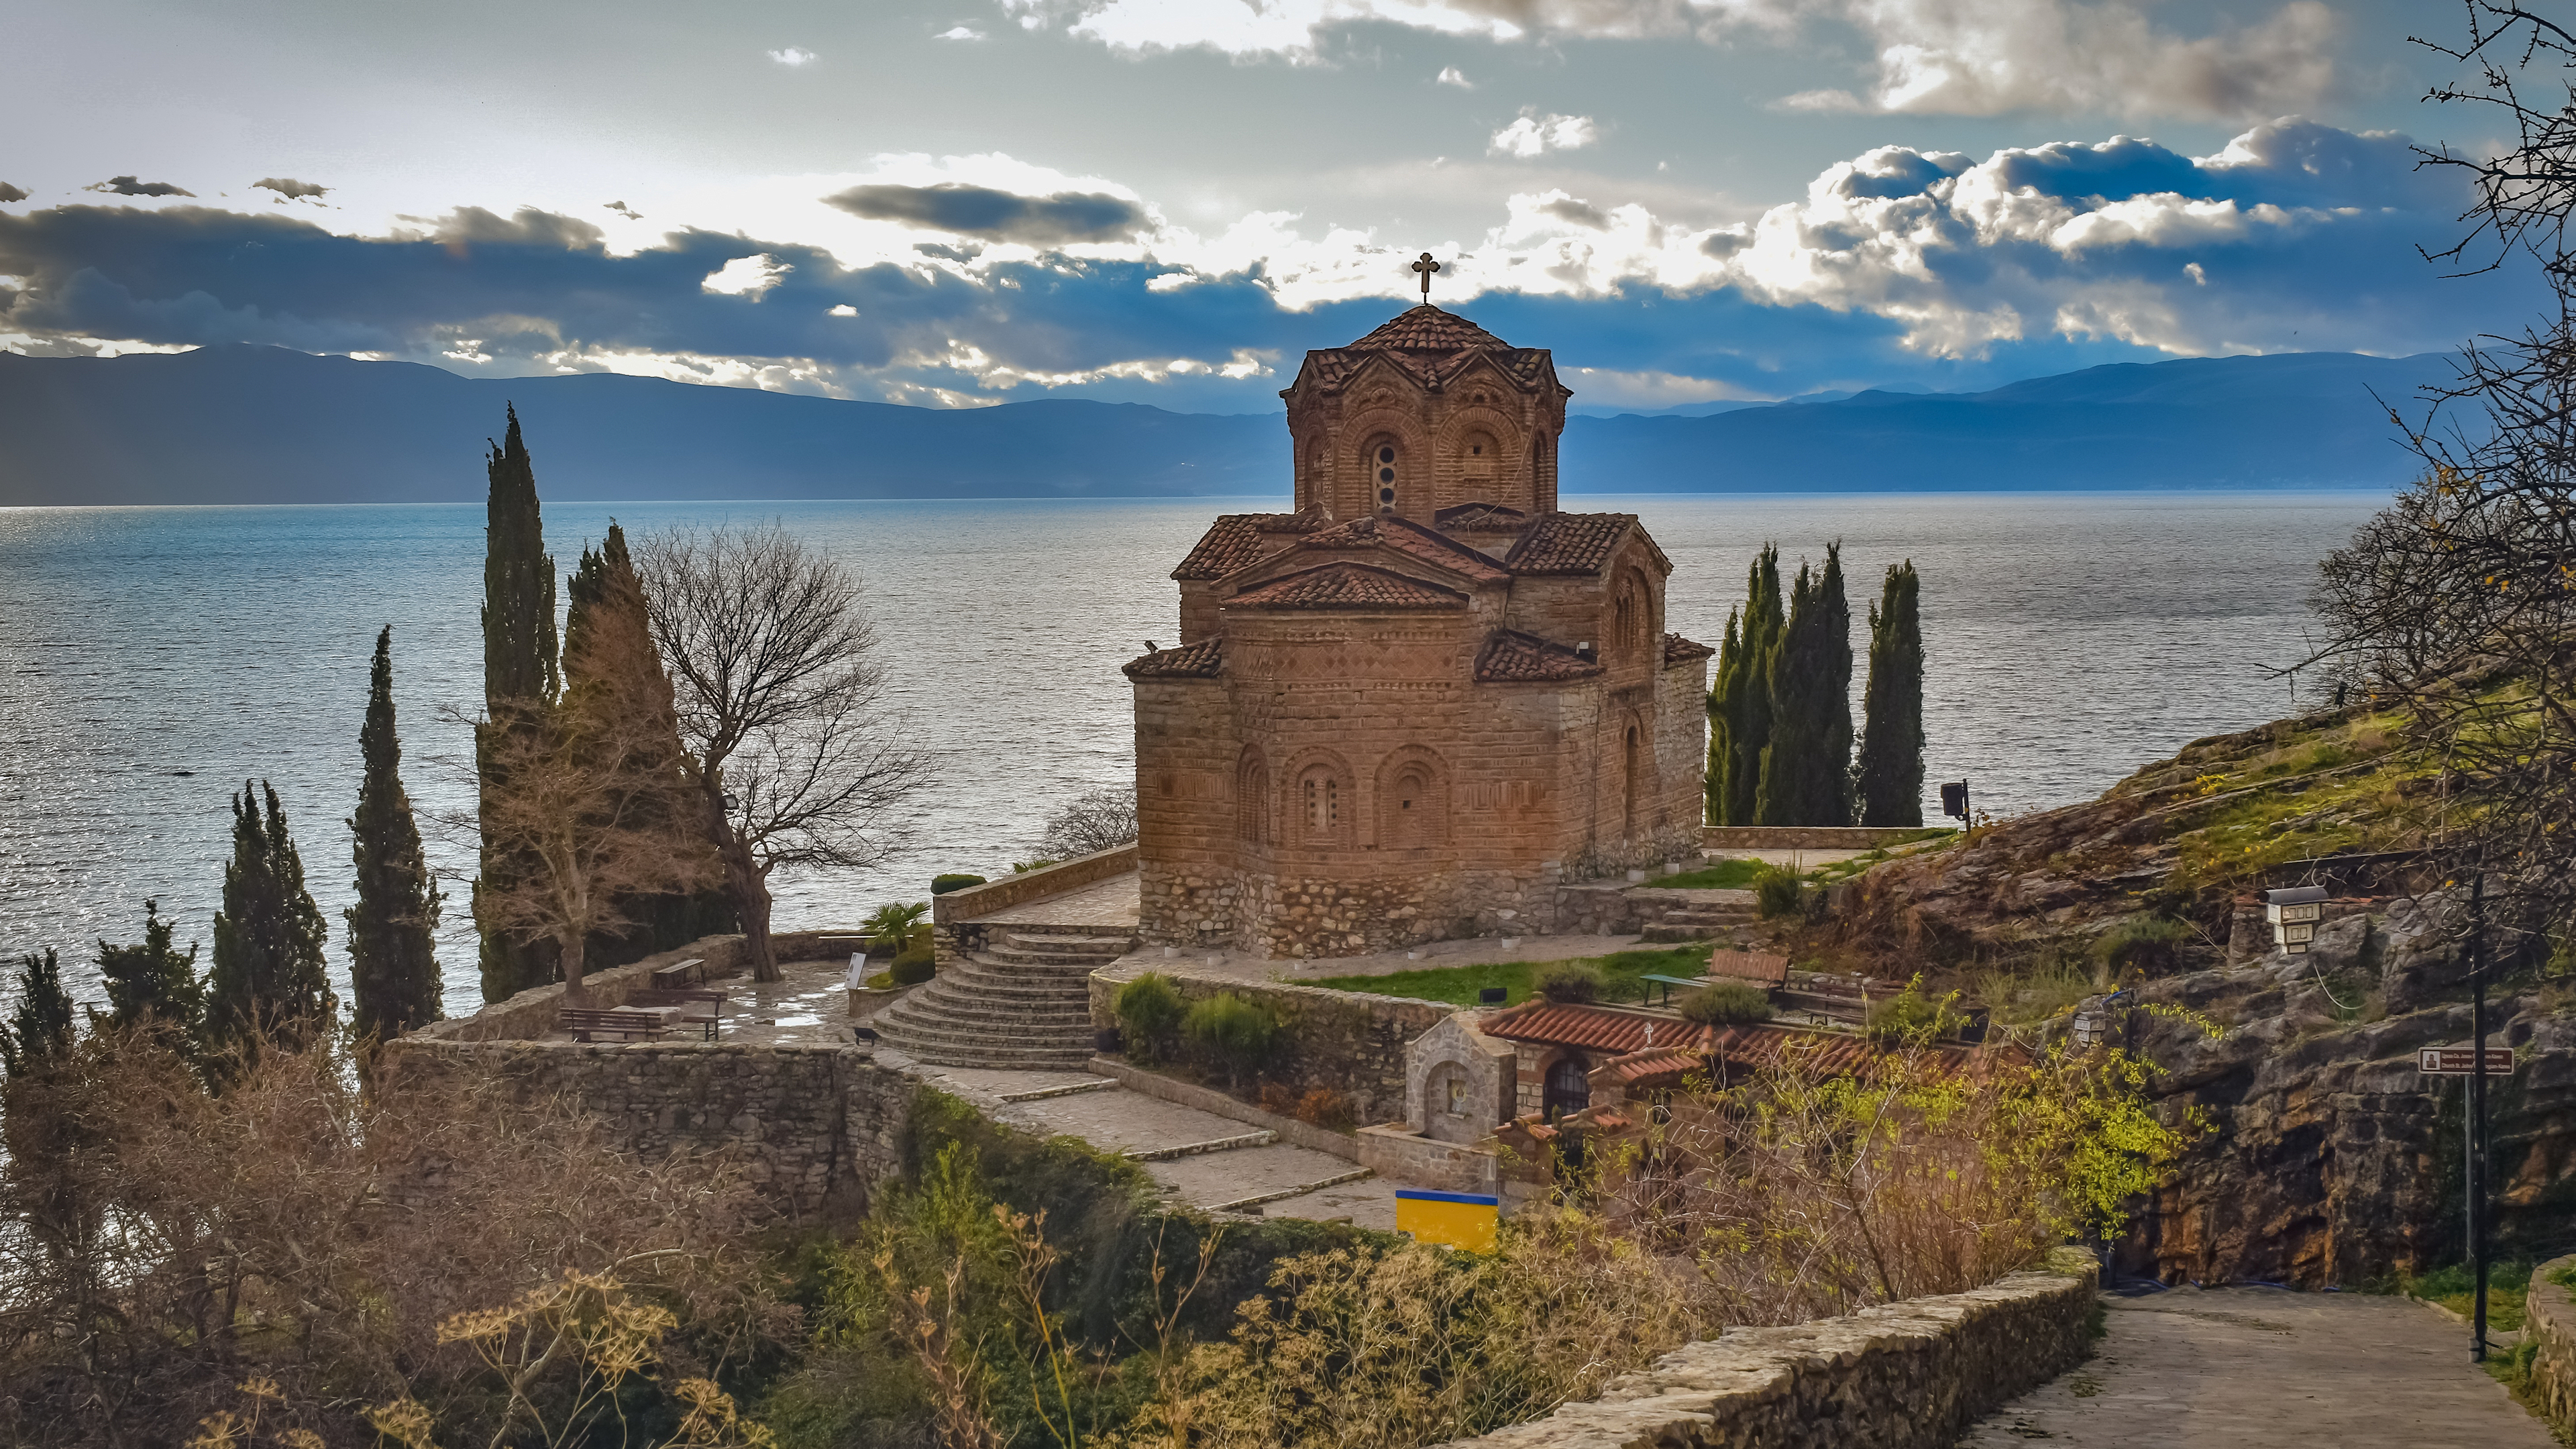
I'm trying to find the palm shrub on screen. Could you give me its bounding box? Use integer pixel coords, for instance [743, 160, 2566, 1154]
[1752, 865, 1803, 919]
[1532, 960, 1603, 1004]
[1114, 973, 1186, 1062]
[1181, 992, 1278, 1089]
[863, 900, 929, 957]
[1676, 981, 1772, 1026]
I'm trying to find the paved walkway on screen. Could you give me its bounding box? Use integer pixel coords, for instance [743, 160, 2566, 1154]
[1958, 1288, 2553, 1448]
[898, 1061, 1401, 1230]
[965, 871, 1142, 927]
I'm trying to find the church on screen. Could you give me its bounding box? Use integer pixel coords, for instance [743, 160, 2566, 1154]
[1124, 289, 1713, 958]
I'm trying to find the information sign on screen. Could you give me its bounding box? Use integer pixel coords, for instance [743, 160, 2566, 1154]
[2419, 1047, 2516, 1076]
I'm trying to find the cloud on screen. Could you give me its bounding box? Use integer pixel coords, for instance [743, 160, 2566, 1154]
[1437, 65, 1471, 87]
[0, 184, 26, 204]
[0, 119, 2537, 411]
[767, 46, 818, 66]
[85, 176, 194, 198]
[1007, 0, 2339, 121]
[702, 253, 791, 298]
[252, 176, 329, 201]
[1489, 111, 1597, 158]
[822, 182, 1148, 244]
[605, 200, 643, 220]
[936, 25, 984, 40]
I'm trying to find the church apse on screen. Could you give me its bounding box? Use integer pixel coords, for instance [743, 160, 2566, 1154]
[1125, 292, 1711, 958]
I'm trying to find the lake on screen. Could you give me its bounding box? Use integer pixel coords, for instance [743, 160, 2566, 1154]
[0, 490, 2386, 1010]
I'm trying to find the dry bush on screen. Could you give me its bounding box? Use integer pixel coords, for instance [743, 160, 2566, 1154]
[1601, 1038, 2194, 1325]
[0, 1026, 793, 1447]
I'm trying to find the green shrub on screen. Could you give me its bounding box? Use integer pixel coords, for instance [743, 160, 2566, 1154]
[1752, 865, 1803, 918]
[1676, 981, 1773, 1026]
[1866, 972, 1968, 1044]
[1181, 993, 1279, 1087]
[2091, 914, 2192, 978]
[1532, 959, 1604, 1003]
[1115, 973, 1186, 1061]
[930, 873, 987, 896]
[889, 946, 936, 985]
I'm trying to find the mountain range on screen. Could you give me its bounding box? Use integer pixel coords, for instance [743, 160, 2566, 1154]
[0, 344, 2455, 506]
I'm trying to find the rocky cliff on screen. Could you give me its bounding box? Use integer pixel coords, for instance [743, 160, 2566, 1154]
[1819, 706, 2576, 1285]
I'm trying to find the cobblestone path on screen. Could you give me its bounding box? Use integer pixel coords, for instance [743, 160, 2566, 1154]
[1957, 1287, 2553, 1448]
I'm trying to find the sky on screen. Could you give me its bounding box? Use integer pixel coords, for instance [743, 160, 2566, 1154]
[0, 0, 2551, 413]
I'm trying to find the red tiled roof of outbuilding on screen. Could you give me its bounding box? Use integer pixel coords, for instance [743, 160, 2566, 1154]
[1480, 1001, 1714, 1055]
[1122, 638, 1224, 680]
[1475, 630, 1603, 682]
[1226, 561, 1469, 611]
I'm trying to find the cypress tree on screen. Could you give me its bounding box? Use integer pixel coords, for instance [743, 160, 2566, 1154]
[1703, 608, 1740, 824]
[1755, 546, 1855, 826]
[475, 405, 561, 1004]
[561, 523, 736, 965]
[208, 780, 333, 1055]
[1709, 544, 1783, 825]
[1856, 560, 1927, 826]
[1, 949, 75, 1078]
[95, 899, 205, 1044]
[347, 625, 445, 1040]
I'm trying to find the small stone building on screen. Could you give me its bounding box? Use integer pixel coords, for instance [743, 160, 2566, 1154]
[1126, 304, 1713, 957]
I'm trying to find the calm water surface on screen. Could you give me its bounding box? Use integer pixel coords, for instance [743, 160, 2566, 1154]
[0, 490, 2385, 1008]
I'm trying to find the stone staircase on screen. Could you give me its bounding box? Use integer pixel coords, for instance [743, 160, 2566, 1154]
[1638, 889, 1760, 943]
[871, 923, 1134, 1069]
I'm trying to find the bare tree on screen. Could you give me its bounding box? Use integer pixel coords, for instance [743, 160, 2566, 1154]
[1033, 786, 1138, 861]
[438, 650, 716, 1002]
[636, 525, 930, 982]
[2305, 3, 2576, 932]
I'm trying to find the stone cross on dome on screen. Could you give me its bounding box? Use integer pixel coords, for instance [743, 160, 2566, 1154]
[1411, 252, 1442, 303]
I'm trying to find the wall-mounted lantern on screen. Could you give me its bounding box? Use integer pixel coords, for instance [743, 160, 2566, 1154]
[2264, 885, 2328, 955]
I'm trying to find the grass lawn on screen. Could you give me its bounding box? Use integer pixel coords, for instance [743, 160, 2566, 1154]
[2410, 1258, 2536, 1332]
[1311, 945, 1713, 1009]
[1656, 858, 1769, 890]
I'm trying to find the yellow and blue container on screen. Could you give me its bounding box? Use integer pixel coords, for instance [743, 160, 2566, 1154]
[1394, 1189, 1499, 1253]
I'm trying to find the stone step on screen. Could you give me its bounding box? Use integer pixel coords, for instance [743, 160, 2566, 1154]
[1000, 926, 1137, 948]
[1125, 1129, 1276, 1162]
[876, 1004, 1093, 1040]
[997, 1078, 1120, 1104]
[985, 922, 1138, 942]
[1210, 1167, 1375, 1215]
[982, 945, 1130, 967]
[934, 968, 1095, 1000]
[879, 1040, 1095, 1070]
[874, 1016, 1097, 1055]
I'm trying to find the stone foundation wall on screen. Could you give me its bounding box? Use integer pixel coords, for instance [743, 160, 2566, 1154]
[1090, 965, 1451, 1124]
[1432, 1256, 2099, 1449]
[1143, 861, 1568, 959]
[2525, 1254, 2576, 1434]
[377, 1037, 911, 1223]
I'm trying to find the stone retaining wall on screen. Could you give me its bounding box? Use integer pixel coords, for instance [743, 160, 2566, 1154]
[377, 1036, 912, 1222]
[2526, 1254, 2576, 1434]
[1433, 1255, 2098, 1449]
[1090, 965, 1451, 1126]
[1085, 1055, 1360, 1159]
[1703, 826, 1947, 851]
[412, 930, 850, 1042]
[934, 844, 1140, 965]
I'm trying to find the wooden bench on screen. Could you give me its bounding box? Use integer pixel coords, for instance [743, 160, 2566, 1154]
[625, 988, 725, 1041]
[647, 958, 706, 989]
[557, 1008, 672, 1042]
[1707, 949, 1791, 987]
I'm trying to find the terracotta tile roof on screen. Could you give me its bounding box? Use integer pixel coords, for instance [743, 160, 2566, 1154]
[1122, 638, 1223, 680]
[1172, 509, 1332, 581]
[1225, 561, 1469, 612]
[1593, 1046, 1713, 1088]
[1706, 949, 1790, 986]
[1297, 513, 1511, 582]
[1481, 1001, 1715, 1055]
[1504, 513, 1638, 575]
[1663, 632, 1717, 666]
[1346, 305, 1511, 353]
[1475, 629, 1604, 682]
[1436, 502, 1530, 533]
[1289, 306, 1566, 397]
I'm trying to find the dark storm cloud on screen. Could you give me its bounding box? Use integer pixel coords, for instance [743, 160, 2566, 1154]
[604, 200, 642, 219]
[85, 175, 195, 198]
[252, 177, 330, 201]
[0, 183, 26, 203]
[822, 182, 1146, 244]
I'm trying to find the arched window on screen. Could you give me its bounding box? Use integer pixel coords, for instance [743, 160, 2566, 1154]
[1623, 722, 1644, 837]
[1458, 429, 1497, 497]
[1611, 570, 1652, 658]
[1366, 436, 1401, 513]
[1544, 1055, 1591, 1118]
[1299, 767, 1344, 846]
[1378, 754, 1446, 850]
[1236, 753, 1269, 846]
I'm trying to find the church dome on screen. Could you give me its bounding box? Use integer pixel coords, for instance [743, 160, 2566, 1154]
[1341, 305, 1513, 354]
